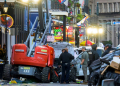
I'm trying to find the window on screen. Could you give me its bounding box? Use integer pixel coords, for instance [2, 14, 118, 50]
[119, 3, 120, 12]
[109, 3, 112, 12]
[104, 3, 107, 13]
[99, 3, 102, 13]
[114, 3, 116, 12]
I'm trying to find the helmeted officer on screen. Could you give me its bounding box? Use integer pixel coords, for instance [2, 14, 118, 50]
[102, 44, 112, 57]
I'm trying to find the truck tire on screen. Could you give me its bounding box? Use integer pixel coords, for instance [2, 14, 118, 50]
[3, 64, 12, 80]
[52, 70, 59, 82]
[69, 67, 76, 82]
[42, 67, 51, 83]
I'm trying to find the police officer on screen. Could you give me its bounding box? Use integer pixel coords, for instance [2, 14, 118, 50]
[88, 44, 100, 86]
[59, 48, 74, 84]
[58, 49, 65, 67]
[62, 49, 65, 53]
[102, 44, 112, 57]
[81, 47, 89, 84]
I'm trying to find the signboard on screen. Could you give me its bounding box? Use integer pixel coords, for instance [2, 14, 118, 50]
[0, 14, 14, 28]
[112, 21, 120, 25]
[29, 12, 49, 32]
[53, 26, 75, 44]
[47, 36, 54, 42]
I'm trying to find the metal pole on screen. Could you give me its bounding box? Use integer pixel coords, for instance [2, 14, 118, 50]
[118, 28, 119, 45]
[27, 2, 29, 34]
[5, 14, 7, 62]
[46, 0, 49, 19]
[67, 29, 69, 42]
[15, 5, 16, 43]
[27, 2, 30, 47]
[74, 2, 75, 24]
[38, 0, 43, 37]
[18, 8, 20, 43]
[63, 15, 66, 41]
[86, 30, 87, 46]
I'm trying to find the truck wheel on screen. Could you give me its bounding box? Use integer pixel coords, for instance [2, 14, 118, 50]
[42, 67, 51, 83]
[69, 67, 76, 82]
[52, 70, 59, 82]
[3, 64, 12, 80]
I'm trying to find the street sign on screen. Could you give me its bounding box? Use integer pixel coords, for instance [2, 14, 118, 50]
[47, 36, 54, 42]
[111, 21, 120, 25]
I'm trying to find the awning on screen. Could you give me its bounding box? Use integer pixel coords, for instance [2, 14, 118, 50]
[49, 11, 68, 16]
[52, 19, 63, 23]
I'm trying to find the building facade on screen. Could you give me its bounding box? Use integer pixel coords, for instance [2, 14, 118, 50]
[89, 0, 120, 47]
[0, 0, 28, 63]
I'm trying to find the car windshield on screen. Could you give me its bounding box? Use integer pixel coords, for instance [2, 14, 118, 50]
[76, 49, 103, 59]
[96, 49, 103, 57]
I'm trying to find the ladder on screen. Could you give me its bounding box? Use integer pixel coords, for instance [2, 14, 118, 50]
[24, 15, 51, 57]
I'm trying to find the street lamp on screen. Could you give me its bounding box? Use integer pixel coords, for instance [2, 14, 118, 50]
[34, 0, 39, 2]
[22, 0, 39, 2]
[66, 26, 69, 42]
[87, 28, 92, 42]
[93, 28, 98, 34]
[3, 0, 8, 63]
[87, 26, 103, 45]
[99, 28, 103, 34]
[22, 0, 28, 2]
[3, 2, 8, 13]
[87, 28, 92, 34]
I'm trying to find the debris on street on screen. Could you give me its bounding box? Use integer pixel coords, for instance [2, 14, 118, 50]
[89, 49, 120, 86]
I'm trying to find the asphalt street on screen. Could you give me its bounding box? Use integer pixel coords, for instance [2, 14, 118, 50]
[2, 83, 88, 86]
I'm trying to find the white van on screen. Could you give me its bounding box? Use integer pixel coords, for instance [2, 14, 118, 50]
[73, 46, 104, 76]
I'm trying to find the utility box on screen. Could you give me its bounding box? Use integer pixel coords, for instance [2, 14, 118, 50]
[102, 79, 114, 86]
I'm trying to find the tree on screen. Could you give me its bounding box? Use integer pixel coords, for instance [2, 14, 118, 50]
[102, 40, 112, 46]
[76, 14, 83, 22]
[68, 0, 74, 8]
[66, 17, 72, 24]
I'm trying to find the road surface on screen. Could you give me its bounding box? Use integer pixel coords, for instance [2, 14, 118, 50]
[3, 83, 88, 86]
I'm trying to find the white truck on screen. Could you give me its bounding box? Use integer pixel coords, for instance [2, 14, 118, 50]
[49, 42, 104, 81]
[49, 42, 76, 81]
[73, 46, 104, 76]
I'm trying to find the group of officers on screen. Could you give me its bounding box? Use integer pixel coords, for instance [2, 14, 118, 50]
[58, 44, 112, 85]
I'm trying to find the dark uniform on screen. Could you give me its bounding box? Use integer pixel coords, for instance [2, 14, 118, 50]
[88, 44, 100, 86]
[59, 51, 74, 83]
[102, 44, 112, 57]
